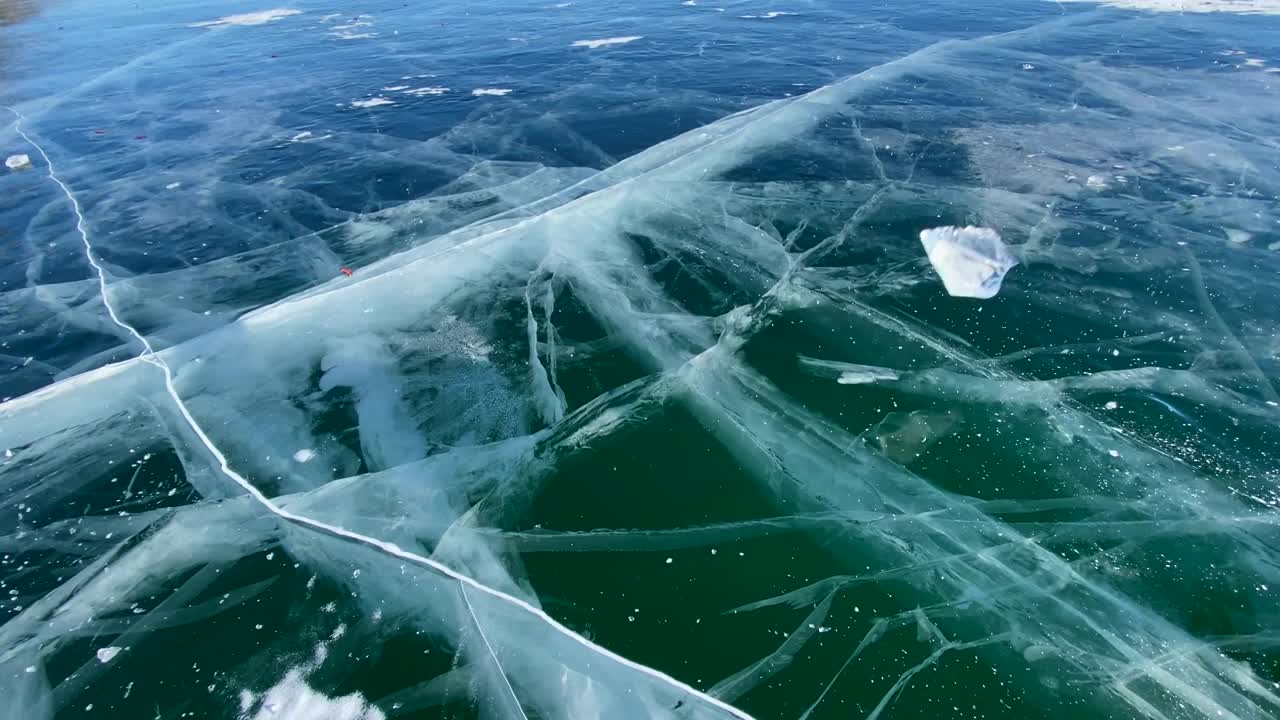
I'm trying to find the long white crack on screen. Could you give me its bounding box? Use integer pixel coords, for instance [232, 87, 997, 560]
[3, 105, 757, 720]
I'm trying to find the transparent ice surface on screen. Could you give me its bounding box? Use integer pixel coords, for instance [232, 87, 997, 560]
[2, 2, 1280, 719]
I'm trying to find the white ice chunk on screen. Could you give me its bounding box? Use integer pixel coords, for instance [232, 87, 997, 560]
[5, 154, 32, 170]
[95, 647, 121, 663]
[190, 9, 301, 28]
[293, 449, 317, 463]
[403, 87, 449, 96]
[571, 36, 643, 49]
[1224, 228, 1253, 244]
[918, 226, 1018, 299]
[351, 98, 394, 109]
[471, 88, 513, 96]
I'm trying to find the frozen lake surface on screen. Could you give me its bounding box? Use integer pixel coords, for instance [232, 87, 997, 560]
[3, 1, 1280, 718]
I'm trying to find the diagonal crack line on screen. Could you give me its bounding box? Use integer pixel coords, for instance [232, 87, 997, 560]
[3, 105, 758, 720]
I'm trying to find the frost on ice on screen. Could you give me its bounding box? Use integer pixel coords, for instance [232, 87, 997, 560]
[918, 226, 1018, 299]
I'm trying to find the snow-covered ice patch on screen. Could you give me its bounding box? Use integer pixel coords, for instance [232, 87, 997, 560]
[572, 36, 643, 49]
[381, 85, 409, 92]
[5, 154, 32, 170]
[919, 226, 1018, 299]
[96, 647, 121, 663]
[472, 88, 513, 96]
[1086, 174, 1109, 189]
[293, 449, 316, 463]
[191, 9, 301, 28]
[164, 182, 181, 190]
[351, 98, 394, 108]
[404, 86, 449, 96]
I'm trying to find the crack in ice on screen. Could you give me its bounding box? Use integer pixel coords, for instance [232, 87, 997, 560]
[1, 105, 758, 720]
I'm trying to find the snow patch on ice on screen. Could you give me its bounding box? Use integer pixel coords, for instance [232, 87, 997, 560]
[293, 449, 316, 463]
[5, 154, 32, 170]
[572, 36, 643, 49]
[191, 9, 301, 28]
[239, 669, 384, 720]
[472, 88, 513, 96]
[96, 647, 121, 663]
[404, 86, 449, 96]
[1225, 228, 1253, 244]
[919, 226, 1018, 299]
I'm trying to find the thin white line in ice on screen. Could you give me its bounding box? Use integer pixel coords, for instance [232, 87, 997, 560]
[2, 105, 757, 720]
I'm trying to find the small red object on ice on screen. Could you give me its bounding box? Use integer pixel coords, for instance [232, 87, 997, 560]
[340, 267, 354, 276]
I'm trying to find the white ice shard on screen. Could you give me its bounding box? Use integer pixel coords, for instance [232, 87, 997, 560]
[918, 225, 1018, 299]
[5, 154, 31, 170]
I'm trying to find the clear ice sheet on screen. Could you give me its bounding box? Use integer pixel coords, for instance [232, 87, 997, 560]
[2, 2, 1280, 719]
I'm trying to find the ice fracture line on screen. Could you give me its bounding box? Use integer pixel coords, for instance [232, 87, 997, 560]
[2, 105, 758, 720]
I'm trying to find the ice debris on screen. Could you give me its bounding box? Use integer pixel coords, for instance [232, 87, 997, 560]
[96, 647, 121, 663]
[918, 226, 1018, 299]
[5, 154, 32, 170]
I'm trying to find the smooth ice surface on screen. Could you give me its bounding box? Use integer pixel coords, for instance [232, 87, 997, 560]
[3, 2, 1280, 720]
[919, 226, 1019, 298]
